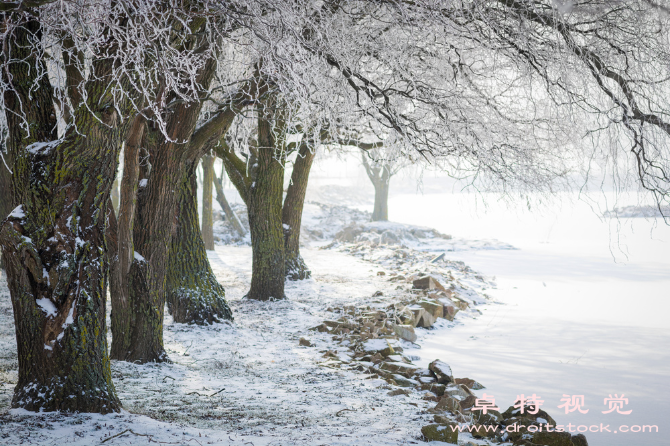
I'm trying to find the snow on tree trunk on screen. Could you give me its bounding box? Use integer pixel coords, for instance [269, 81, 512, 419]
[166, 161, 232, 324]
[0, 19, 124, 412]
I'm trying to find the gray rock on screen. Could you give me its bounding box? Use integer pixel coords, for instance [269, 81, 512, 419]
[393, 324, 417, 343]
[429, 359, 454, 384]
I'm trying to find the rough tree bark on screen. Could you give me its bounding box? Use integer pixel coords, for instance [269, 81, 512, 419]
[245, 94, 287, 301]
[112, 71, 245, 338]
[201, 155, 215, 250]
[0, 147, 12, 269]
[282, 142, 315, 280]
[165, 161, 232, 324]
[109, 115, 144, 360]
[0, 17, 126, 413]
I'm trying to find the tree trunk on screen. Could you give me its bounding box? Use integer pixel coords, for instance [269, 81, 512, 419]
[282, 143, 315, 280]
[119, 58, 219, 362]
[0, 19, 124, 412]
[119, 128, 175, 363]
[0, 149, 11, 270]
[371, 178, 389, 222]
[110, 115, 144, 360]
[246, 96, 286, 301]
[166, 162, 232, 324]
[201, 155, 215, 250]
[213, 170, 246, 238]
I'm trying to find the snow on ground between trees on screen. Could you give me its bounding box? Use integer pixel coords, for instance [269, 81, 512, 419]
[0, 203, 505, 445]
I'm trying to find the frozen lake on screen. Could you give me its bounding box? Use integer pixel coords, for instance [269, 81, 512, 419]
[388, 191, 670, 446]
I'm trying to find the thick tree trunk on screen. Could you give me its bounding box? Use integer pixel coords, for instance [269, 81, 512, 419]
[119, 58, 219, 362]
[371, 178, 389, 222]
[0, 19, 124, 412]
[110, 116, 144, 359]
[213, 171, 246, 238]
[201, 155, 215, 250]
[246, 96, 286, 301]
[166, 162, 232, 324]
[282, 143, 315, 280]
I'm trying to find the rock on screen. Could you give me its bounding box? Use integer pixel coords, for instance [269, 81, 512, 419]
[391, 374, 418, 387]
[451, 297, 469, 310]
[470, 408, 502, 425]
[420, 382, 446, 396]
[418, 311, 436, 328]
[418, 376, 437, 385]
[380, 230, 400, 245]
[433, 414, 452, 425]
[388, 389, 410, 397]
[501, 405, 557, 427]
[408, 305, 436, 328]
[370, 353, 383, 364]
[389, 275, 406, 282]
[437, 297, 459, 320]
[393, 324, 417, 343]
[298, 338, 313, 347]
[571, 434, 589, 446]
[379, 362, 419, 378]
[372, 290, 384, 297]
[420, 424, 458, 444]
[406, 305, 426, 327]
[459, 395, 476, 410]
[413, 275, 447, 292]
[428, 360, 454, 384]
[309, 323, 330, 332]
[335, 224, 363, 242]
[361, 339, 395, 357]
[422, 393, 439, 402]
[323, 320, 341, 328]
[529, 432, 575, 446]
[444, 384, 473, 400]
[435, 396, 461, 413]
[377, 271, 386, 276]
[417, 300, 443, 321]
[454, 378, 485, 390]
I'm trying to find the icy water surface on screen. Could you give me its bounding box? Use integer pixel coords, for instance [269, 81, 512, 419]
[391, 191, 670, 446]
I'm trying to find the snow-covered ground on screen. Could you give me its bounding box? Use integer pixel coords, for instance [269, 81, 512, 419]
[0, 241, 493, 446]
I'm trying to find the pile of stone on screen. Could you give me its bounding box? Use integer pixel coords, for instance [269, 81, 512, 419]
[310, 274, 470, 345]
[301, 273, 588, 446]
[333, 222, 451, 246]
